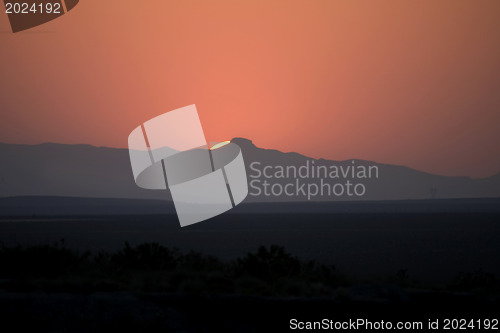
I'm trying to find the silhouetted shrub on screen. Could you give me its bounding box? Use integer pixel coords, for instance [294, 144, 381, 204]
[235, 245, 301, 280]
[109, 242, 178, 271]
[450, 269, 498, 292]
[177, 251, 223, 272]
[0, 239, 89, 279]
[0, 242, 345, 296]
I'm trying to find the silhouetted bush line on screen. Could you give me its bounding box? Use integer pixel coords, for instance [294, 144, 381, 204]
[0, 241, 497, 296]
[0, 241, 344, 295]
[450, 269, 498, 293]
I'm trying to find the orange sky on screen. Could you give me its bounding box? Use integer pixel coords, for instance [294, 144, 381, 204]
[0, 0, 499, 178]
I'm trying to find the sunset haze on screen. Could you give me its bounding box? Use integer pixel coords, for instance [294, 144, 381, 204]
[0, 0, 499, 178]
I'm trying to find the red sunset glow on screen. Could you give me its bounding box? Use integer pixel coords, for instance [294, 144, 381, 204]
[0, 0, 499, 177]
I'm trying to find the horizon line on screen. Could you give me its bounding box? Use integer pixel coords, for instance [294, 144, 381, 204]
[0, 140, 498, 180]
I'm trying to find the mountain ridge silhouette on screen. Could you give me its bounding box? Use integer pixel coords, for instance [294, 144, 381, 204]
[0, 139, 498, 201]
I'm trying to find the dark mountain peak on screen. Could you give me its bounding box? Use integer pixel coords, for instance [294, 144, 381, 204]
[231, 138, 256, 149]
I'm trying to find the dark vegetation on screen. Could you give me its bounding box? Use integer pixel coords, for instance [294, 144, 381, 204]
[0, 240, 498, 297]
[0, 241, 498, 332]
[0, 240, 346, 296]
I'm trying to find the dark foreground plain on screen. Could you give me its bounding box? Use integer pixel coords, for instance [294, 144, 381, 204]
[0, 198, 499, 331]
[1, 204, 499, 282]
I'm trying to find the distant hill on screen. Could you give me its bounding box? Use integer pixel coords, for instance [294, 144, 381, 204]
[0, 143, 164, 200]
[0, 139, 498, 202]
[231, 138, 500, 201]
